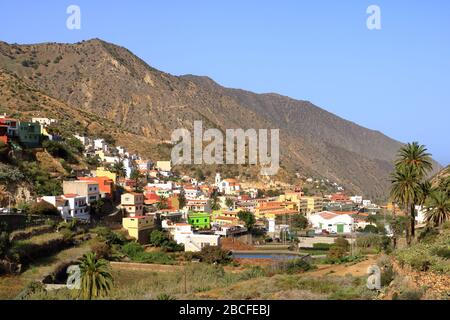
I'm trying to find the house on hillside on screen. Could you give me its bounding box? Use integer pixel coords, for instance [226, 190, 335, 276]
[78, 176, 115, 200]
[63, 180, 100, 204]
[121, 192, 145, 217]
[215, 173, 241, 195]
[40, 194, 90, 221]
[122, 215, 154, 244]
[18, 122, 41, 147]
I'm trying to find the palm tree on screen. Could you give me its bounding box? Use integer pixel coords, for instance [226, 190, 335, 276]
[390, 165, 421, 245]
[395, 142, 433, 177]
[111, 161, 126, 179]
[78, 252, 114, 300]
[394, 142, 433, 239]
[425, 190, 450, 227]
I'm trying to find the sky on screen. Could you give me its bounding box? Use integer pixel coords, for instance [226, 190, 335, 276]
[1, 0, 449, 166]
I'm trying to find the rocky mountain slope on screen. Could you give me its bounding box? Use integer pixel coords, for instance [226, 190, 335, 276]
[0, 39, 441, 199]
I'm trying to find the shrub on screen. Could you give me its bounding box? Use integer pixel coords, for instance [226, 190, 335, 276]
[363, 225, 379, 234]
[281, 258, 313, 274]
[0, 231, 11, 258]
[418, 227, 439, 243]
[327, 246, 346, 260]
[156, 293, 176, 300]
[312, 243, 332, 250]
[120, 242, 175, 264]
[334, 237, 350, 250]
[356, 234, 383, 251]
[434, 247, 450, 259]
[194, 246, 232, 265]
[393, 289, 424, 300]
[93, 227, 127, 245]
[42, 140, 78, 164]
[29, 201, 59, 216]
[91, 242, 112, 259]
[148, 230, 184, 252]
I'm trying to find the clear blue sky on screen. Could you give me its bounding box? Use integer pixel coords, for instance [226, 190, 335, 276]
[1, 0, 449, 166]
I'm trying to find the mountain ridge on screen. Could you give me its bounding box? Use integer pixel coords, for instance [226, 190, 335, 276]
[0, 38, 442, 199]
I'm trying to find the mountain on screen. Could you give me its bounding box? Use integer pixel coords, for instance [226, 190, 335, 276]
[0, 39, 441, 199]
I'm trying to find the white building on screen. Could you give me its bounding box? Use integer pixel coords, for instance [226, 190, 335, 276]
[215, 173, 241, 195]
[74, 134, 90, 146]
[40, 194, 90, 221]
[350, 196, 363, 204]
[415, 205, 427, 224]
[162, 221, 220, 252]
[183, 187, 202, 200]
[93, 139, 108, 152]
[309, 211, 354, 234]
[32, 117, 56, 127]
[362, 200, 372, 207]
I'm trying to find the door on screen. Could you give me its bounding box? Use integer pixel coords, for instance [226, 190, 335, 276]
[337, 224, 344, 233]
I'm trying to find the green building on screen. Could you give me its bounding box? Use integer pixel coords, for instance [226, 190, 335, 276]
[188, 212, 211, 229]
[18, 122, 41, 147]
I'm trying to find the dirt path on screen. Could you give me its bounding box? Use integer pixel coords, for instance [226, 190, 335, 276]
[305, 255, 378, 278]
[111, 262, 183, 272]
[194, 255, 379, 299]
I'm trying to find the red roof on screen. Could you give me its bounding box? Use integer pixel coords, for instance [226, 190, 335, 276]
[63, 194, 80, 198]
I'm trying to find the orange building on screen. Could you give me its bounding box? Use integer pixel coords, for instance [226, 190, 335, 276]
[78, 176, 115, 199]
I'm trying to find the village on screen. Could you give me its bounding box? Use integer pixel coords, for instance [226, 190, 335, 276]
[1, 113, 448, 301]
[1, 113, 420, 252]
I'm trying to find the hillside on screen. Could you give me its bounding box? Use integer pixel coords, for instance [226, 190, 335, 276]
[0, 38, 441, 198]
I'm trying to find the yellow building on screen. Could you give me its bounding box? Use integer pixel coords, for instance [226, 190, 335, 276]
[95, 150, 106, 161]
[302, 196, 324, 214]
[122, 216, 154, 244]
[279, 193, 323, 215]
[156, 161, 172, 172]
[121, 192, 145, 217]
[95, 167, 117, 182]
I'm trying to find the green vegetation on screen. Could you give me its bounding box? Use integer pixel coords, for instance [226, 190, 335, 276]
[19, 161, 62, 196]
[78, 252, 114, 300]
[395, 228, 450, 274]
[28, 201, 59, 216]
[390, 142, 433, 245]
[148, 230, 184, 252]
[120, 242, 175, 265]
[188, 246, 232, 265]
[237, 210, 256, 231]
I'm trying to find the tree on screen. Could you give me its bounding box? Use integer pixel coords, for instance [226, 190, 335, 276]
[195, 246, 232, 264]
[390, 215, 408, 249]
[211, 193, 221, 211]
[149, 230, 168, 247]
[29, 201, 59, 216]
[225, 198, 234, 209]
[130, 169, 143, 192]
[157, 196, 169, 210]
[78, 252, 114, 300]
[394, 142, 433, 239]
[395, 142, 433, 177]
[390, 164, 421, 245]
[178, 192, 187, 209]
[0, 230, 11, 259]
[425, 190, 450, 227]
[111, 161, 126, 178]
[237, 210, 256, 231]
[291, 214, 308, 230]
